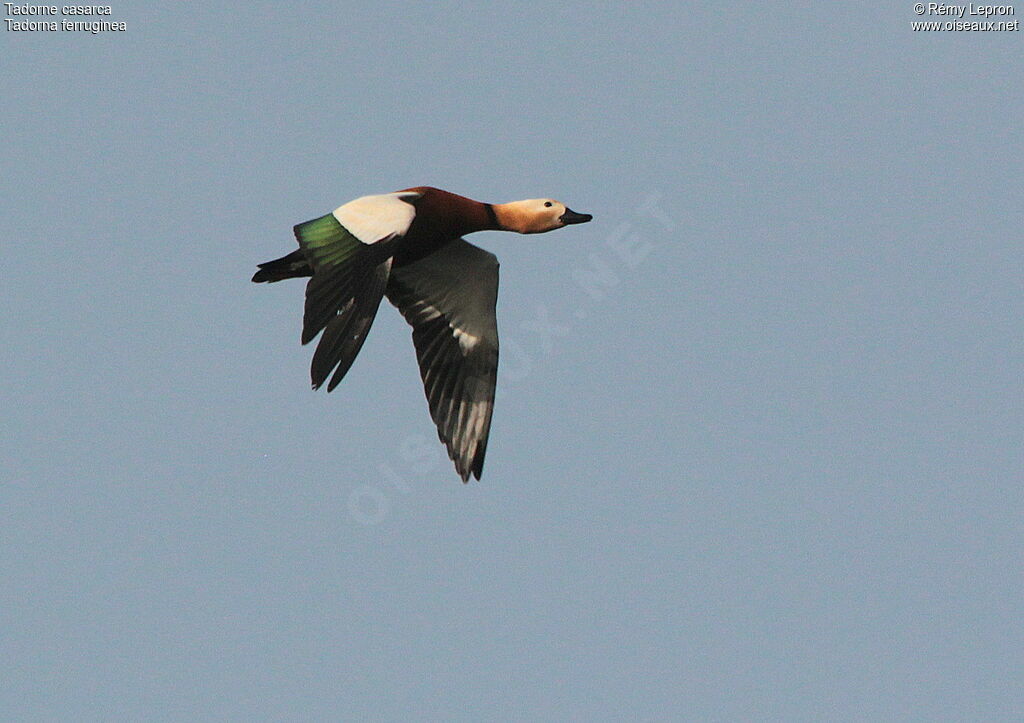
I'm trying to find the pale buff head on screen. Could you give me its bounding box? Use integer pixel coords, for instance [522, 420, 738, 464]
[493, 199, 593, 234]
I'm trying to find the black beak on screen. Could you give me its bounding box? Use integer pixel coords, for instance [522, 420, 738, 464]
[559, 207, 593, 225]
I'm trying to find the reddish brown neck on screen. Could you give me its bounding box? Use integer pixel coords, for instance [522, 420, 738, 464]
[399, 186, 501, 237]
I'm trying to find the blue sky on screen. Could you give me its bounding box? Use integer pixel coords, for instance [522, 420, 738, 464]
[3, 2, 1022, 719]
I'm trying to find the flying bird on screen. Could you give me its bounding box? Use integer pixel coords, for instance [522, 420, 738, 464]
[253, 186, 592, 481]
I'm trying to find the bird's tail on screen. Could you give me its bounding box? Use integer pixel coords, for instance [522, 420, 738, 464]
[251, 250, 313, 283]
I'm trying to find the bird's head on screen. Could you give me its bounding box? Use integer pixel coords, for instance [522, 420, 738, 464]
[494, 198, 593, 234]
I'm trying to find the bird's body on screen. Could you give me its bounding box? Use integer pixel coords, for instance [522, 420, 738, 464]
[253, 186, 591, 481]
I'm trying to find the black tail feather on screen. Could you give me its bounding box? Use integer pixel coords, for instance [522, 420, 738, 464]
[252, 250, 313, 283]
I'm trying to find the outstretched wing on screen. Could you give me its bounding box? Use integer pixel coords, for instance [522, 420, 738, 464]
[295, 192, 419, 390]
[386, 238, 499, 482]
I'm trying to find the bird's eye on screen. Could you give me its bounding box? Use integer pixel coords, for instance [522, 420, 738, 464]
[544, 201, 552, 207]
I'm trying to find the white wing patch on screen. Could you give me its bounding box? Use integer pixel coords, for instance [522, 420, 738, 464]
[408, 300, 442, 322]
[406, 299, 478, 352]
[451, 325, 480, 353]
[333, 191, 420, 244]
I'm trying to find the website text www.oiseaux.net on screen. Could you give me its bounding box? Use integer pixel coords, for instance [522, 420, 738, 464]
[912, 3, 1019, 30]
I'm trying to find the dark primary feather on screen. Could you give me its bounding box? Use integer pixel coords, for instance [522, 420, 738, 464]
[386, 238, 499, 482]
[310, 259, 392, 391]
[302, 257, 368, 345]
